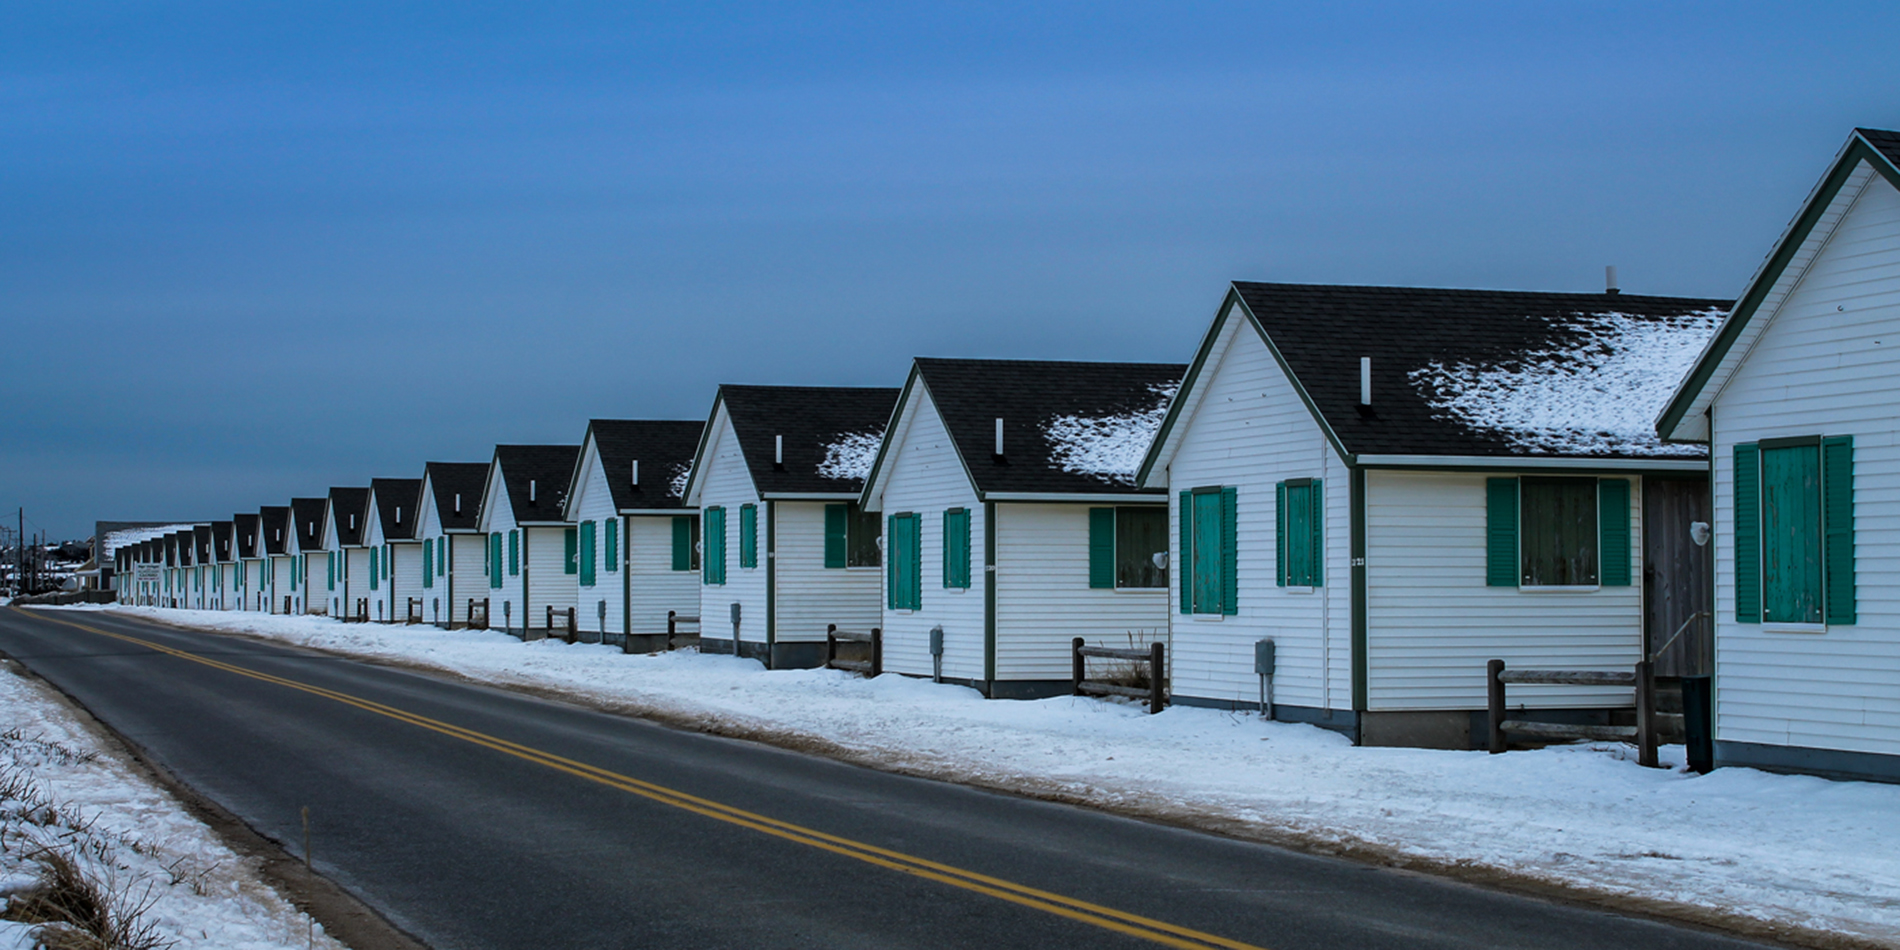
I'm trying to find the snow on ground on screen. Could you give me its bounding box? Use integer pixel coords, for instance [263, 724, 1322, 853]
[0, 657, 343, 950]
[1043, 381, 1179, 486]
[815, 430, 883, 482]
[1410, 308, 1724, 457]
[49, 605, 1900, 946]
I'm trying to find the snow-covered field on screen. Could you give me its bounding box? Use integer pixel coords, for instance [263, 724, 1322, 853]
[44, 605, 1900, 947]
[0, 655, 343, 950]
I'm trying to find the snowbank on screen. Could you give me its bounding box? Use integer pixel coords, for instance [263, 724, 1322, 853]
[0, 660, 343, 950]
[50, 606, 1900, 946]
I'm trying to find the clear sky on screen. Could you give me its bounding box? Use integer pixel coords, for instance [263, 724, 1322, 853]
[5, 2, 1898, 540]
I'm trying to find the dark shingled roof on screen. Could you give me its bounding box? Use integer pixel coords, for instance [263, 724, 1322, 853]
[212, 522, 234, 561]
[715, 385, 901, 496]
[1857, 127, 1900, 168]
[582, 420, 704, 511]
[259, 507, 290, 555]
[234, 513, 261, 558]
[1230, 282, 1731, 459]
[422, 463, 490, 531]
[172, 530, 194, 566]
[369, 479, 422, 541]
[492, 446, 580, 524]
[907, 358, 1185, 495]
[193, 525, 212, 563]
[328, 487, 370, 546]
[291, 498, 327, 552]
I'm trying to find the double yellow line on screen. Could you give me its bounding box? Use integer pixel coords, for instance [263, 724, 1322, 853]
[26, 611, 1270, 950]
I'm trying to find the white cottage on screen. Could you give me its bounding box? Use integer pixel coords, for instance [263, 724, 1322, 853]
[1657, 127, 1900, 783]
[233, 512, 265, 611]
[210, 521, 235, 610]
[1138, 281, 1728, 748]
[289, 497, 329, 615]
[859, 359, 1185, 697]
[362, 478, 423, 623]
[562, 420, 705, 649]
[475, 446, 580, 637]
[412, 462, 493, 629]
[323, 487, 371, 620]
[683, 385, 901, 668]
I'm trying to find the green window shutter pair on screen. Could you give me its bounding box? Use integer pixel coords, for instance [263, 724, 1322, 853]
[508, 531, 519, 576]
[887, 513, 922, 609]
[423, 540, 434, 588]
[605, 519, 618, 572]
[564, 527, 579, 575]
[1485, 477, 1631, 588]
[490, 533, 504, 589]
[942, 508, 971, 589]
[704, 507, 726, 585]
[579, 521, 596, 587]
[672, 516, 694, 571]
[824, 504, 849, 568]
[740, 504, 758, 569]
[1087, 508, 1116, 589]
[1733, 438, 1854, 624]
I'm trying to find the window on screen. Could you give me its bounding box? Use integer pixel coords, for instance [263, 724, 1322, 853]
[740, 504, 758, 569]
[1733, 437, 1853, 625]
[1276, 479, 1323, 588]
[704, 507, 726, 585]
[1485, 477, 1632, 589]
[508, 530, 519, 576]
[942, 508, 971, 589]
[564, 527, 579, 575]
[887, 512, 921, 609]
[1179, 488, 1237, 615]
[579, 521, 596, 587]
[672, 515, 700, 571]
[825, 503, 882, 568]
[605, 520, 618, 572]
[1088, 507, 1168, 589]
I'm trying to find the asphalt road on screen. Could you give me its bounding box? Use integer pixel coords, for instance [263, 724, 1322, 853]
[0, 607, 1776, 950]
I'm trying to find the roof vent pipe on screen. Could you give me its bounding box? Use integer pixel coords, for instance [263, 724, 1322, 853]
[631, 460, 639, 486]
[454, 493, 461, 514]
[396, 507, 402, 523]
[774, 435, 783, 467]
[995, 418, 1005, 457]
[1606, 265, 1620, 296]
[349, 515, 355, 530]
[529, 480, 536, 503]
[1360, 357, 1372, 406]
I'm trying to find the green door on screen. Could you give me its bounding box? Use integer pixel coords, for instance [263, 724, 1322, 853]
[1761, 444, 1822, 623]
[1190, 491, 1224, 613]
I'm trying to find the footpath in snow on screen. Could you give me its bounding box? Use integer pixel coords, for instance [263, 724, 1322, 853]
[0, 649, 343, 950]
[47, 605, 1900, 948]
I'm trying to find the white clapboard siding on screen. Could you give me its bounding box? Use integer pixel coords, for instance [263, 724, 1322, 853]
[572, 448, 622, 635]
[344, 548, 371, 619]
[448, 533, 487, 625]
[695, 419, 770, 645]
[773, 500, 883, 644]
[271, 556, 296, 613]
[628, 515, 699, 633]
[391, 543, 425, 622]
[1364, 470, 1643, 710]
[1711, 171, 1900, 758]
[994, 503, 1171, 681]
[1163, 313, 1354, 710]
[525, 525, 577, 627]
[877, 386, 987, 682]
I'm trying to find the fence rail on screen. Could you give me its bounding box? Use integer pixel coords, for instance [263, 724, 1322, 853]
[1486, 658, 1662, 767]
[468, 598, 489, 630]
[1072, 638, 1167, 714]
[825, 624, 882, 676]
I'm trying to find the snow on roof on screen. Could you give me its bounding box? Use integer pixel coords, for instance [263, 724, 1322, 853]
[668, 463, 692, 499]
[102, 524, 200, 557]
[1409, 309, 1723, 457]
[1043, 382, 1179, 486]
[815, 431, 884, 483]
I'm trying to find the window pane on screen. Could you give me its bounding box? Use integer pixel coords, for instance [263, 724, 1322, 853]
[1116, 507, 1168, 588]
[1520, 477, 1598, 586]
[848, 502, 882, 567]
[1761, 444, 1823, 623]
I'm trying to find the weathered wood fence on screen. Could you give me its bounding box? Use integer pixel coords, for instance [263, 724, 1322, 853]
[1486, 659, 1670, 767]
[825, 624, 882, 676]
[1071, 638, 1167, 714]
[467, 597, 489, 630]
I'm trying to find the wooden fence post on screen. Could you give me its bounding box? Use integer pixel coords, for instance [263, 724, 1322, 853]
[1486, 659, 1506, 754]
[1636, 659, 1657, 769]
[870, 627, 883, 677]
[1071, 638, 1086, 696]
[1148, 641, 1166, 715]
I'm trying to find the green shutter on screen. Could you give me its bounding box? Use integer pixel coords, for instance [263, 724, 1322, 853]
[672, 516, 691, 571]
[1599, 478, 1631, 586]
[887, 514, 898, 609]
[1823, 435, 1855, 624]
[327, 552, 335, 591]
[909, 513, 922, 608]
[740, 505, 757, 569]
[1087, 507, 1115, 589]
[564, 527, 578, 575]
[1486, 478, 1519, 587]
[1733, 444, 1760, 623]
[439, 537, 447, 575]
[490, 533, 503, 589]
[605, 519, 618, 571]
[369, 548, 379, 590]
[509, 531, 519, 576]
[1219, 487, 1238, 615]
[824, 504, 848, 569]
[1178, 491, 1190, 614]
[1310, 479, 1324, 587]
[1275, 482, 1288, 587]
[422, 540, 433, 588]
[703, 507, 725, 585]
[579, 521, 595, 587]
[943, 508, 970, 589]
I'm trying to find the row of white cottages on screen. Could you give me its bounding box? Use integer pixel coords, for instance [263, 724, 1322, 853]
[115, 127, 1900, 783]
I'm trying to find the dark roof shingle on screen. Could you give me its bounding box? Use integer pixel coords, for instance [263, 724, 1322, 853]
[258, 506, 290, 555]
[422, 463, 489, 531]
[327, 487, 370, 546]
[583, 420, 704, 511]
[492, 446, 579, 524]
[716, 386, 900, 496]
[368, 479, 422, 541]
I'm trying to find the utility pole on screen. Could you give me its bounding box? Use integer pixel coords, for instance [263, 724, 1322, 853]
[15, 509, 22, 597]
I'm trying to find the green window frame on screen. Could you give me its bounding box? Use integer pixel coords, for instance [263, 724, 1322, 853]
[825, 502, 882, 568]
[887, 512, 922, 610]
[564, 527, 579, 575]
[739, 504, 758, 569]
[1732, 437, 1853, 625]
[1088, 507, 1168, 589]
[605, 520, 618, 572]
[942, 508, 971, 589]
[703, 507, 727, 585]
[579, 521, 597, 587]
[508, 530, 519, 576]
[1180, 487, 1237, 615]
[672, 515, 700, 571]
[1485, 477, 1632, 589]
[1275, 479, 1323, 588]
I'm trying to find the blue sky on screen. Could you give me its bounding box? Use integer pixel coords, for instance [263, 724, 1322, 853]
[5, 2, 1897, 539]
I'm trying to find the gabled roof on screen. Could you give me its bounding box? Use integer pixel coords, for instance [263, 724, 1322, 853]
[172, 529, 194, 566]
[211, 521, 234, 561]
[1140, 281, 1728, 484]
[291, 498, 327, 552]
[234, 513, 261, 558]
[1658, 128, 1900, 442]
[259, 506, 290, 555]
[489, 445, 579, 525]
[193, 525, 212, 563]
[864, 358, 1185, 503]
[327, 487, 370, 546]
[571, 420, 704, 514]
[368, 478, 422, 541]
[422, 463, 489, 531]
[688, 385, 901, 500]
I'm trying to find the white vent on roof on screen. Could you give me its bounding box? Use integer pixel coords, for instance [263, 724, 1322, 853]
[631, 460, 639, 486]
[1360, 357, 1372, 406]
[529, 480, 537, 503]
[994, 418, 1004, 456]
[396, 507, 402, 523]
[1606, 265, 1620, 295]
[349, 515, 355, 530]
[775, 435, 783, 466]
